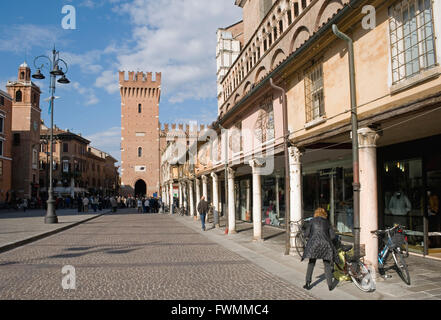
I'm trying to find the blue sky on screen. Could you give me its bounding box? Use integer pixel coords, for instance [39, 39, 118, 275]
[0, 0, 242, 163]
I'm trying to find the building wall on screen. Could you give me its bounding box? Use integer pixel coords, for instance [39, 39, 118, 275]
[0, 90, 12, 202]
[285, 2, 441, 147]
[120, 71, 161, 196]
[7, 64, 41, 199]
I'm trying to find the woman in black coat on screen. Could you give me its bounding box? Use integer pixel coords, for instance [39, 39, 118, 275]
[302, 207, 337, 291]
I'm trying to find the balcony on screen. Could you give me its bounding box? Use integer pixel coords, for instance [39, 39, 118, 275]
[219, 0, 349, 118]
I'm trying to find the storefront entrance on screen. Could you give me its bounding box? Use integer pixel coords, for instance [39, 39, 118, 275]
[378, 134, 441, 256]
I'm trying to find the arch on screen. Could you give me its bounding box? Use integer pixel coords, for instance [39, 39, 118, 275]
[315, 0, 343, 32]
[134, 179, 147, 197]
[234, 93, 241, 104]
[254, 66, 267, 84]
[270, 49, 286, 70]
[243, 81, 252, 95]
[289, 26, 310, 53]
[15, 90, 22, 102]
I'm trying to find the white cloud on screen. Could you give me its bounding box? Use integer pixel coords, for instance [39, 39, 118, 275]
[0, 24, 62, 53]
[85, 126, 121, 162]
[95, 70, 120, 94]
[65, 81, 100, 106]
[107, 0, 242, 104]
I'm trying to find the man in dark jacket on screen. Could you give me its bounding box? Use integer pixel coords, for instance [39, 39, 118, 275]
[197, 196, 209, 231]
[302, 207, 337, 291]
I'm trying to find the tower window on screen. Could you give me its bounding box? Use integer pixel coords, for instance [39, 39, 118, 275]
[20, 72, 25, 80]
[16, 90, 22, 102]
[138, 147, 142, 157]
[138, 103, 142, 113]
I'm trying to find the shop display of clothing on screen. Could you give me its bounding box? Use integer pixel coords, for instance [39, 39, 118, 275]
[388, 192, 411, 216]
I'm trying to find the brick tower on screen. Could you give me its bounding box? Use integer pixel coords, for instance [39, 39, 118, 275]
[6, 62, 41, 199]
[119, 71, 161, 197]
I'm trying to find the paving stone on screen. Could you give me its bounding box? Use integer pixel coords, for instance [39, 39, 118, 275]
[0, 212, 315, 300]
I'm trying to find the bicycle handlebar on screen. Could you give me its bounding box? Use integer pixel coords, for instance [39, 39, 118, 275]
[371, 224, 406, 235]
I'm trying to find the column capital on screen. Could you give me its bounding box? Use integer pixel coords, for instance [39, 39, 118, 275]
[249, 158, 266, 170]
[210, 172, 218, 181]
[201, 175, 208, 183]
[227, 167, 235, 179]
[288, 146, 302, 165]
[358, 127, 380, 149]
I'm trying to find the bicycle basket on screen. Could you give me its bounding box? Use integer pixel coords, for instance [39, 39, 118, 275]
[390, 229, 406, 248]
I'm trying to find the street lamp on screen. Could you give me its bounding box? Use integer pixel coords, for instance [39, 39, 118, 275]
[32, 47, 70, 224]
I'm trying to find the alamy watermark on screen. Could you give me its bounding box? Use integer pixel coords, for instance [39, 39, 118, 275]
[61, 5, 76, 30]
[61, 265, 76, 290]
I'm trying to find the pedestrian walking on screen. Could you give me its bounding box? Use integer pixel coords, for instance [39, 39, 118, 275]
[137, 198, 143, 213]
[144, 198, 150, 213]
[110, 196, 117, 212]
[197, 196, 209, 231]
[302, 207, 338, 291]
[22, 198, 28, 212]
[83, 196, 89, 213]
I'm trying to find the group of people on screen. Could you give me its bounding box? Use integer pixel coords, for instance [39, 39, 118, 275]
[136, 197, 162, 213]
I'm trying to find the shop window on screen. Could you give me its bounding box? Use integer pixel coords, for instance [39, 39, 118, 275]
[389, 0, 436, 84]
[32, 149, 38, 169]
[382, 158, 423, 252]
[304, 62, 325, 123]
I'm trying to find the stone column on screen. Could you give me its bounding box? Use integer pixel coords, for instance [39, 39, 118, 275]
[183, 181, 188, 213]
[169, 182, 174, 215]
[189, 179, 195, 217]
[178, 180, 183, 208]
[289, 146, 302, 252]
[227, 168, 236, 234]
[249, 159, 263, 242]
[195, 178, 201, 220]
[211, 172, 219, 228]
[202, 175, 208, 200]
[358, 127, 380, 271]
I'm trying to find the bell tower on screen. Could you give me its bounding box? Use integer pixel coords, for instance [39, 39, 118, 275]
[119, 71, 162, 197]
[6, 62, 42, 199]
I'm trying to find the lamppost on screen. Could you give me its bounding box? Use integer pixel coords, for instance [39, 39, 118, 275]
[32, 47, 70, 224]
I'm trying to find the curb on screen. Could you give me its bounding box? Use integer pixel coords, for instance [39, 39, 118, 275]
[0, 211, 108, 254]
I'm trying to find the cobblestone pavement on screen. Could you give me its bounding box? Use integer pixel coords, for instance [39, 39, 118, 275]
[0, 212, 317, 300]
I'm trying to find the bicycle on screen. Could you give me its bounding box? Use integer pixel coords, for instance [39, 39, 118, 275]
[333, 235, 376, 292]
[371, 224, 410, 285]
[290, 217, 313, 259]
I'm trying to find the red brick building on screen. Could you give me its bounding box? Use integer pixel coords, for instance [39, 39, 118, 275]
[0, 88, 13, 204]
[119, 71, 162, 197]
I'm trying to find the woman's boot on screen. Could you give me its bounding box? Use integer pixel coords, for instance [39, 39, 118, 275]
[303, 281, 311, 290]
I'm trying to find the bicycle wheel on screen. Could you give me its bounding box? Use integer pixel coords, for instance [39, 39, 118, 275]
[349, 261, 376, 292]
[295, 233, 305, 259]
[392, 250, 411, 285]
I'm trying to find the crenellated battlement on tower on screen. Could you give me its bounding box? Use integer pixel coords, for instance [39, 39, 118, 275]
[119, 71, 162, 99]
[119, 71, 161, 86]
[159, 122, 208, 137]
